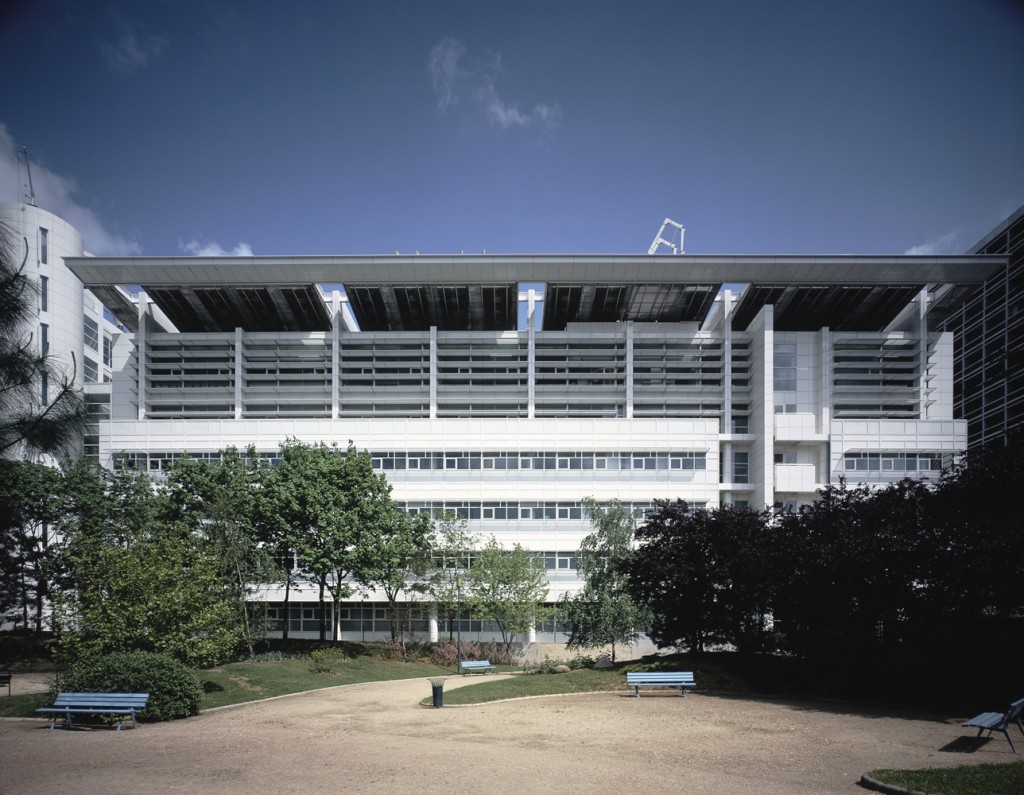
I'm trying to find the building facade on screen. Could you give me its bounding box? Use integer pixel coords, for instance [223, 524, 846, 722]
[939, 205, 1024, 450]
[6, 199, 1010, 643]
[61, 250, 1001, 642]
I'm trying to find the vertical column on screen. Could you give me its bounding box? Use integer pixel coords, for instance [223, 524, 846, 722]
[430, 326, 438, 419]
[917, 288, 929, 420]
[428, 605, 439, 643]
[234, 327, 243, 420]
[625, 321, 634, 419]
[722, 290, 733, 434]
[136, 292, 147, 420]
[527, 289, 536, 419]
[332, 290, 341, 420]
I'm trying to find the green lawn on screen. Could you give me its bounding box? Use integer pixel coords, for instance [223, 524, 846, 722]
[867, 763, 1024, 795]
[429, 668, 626, 705]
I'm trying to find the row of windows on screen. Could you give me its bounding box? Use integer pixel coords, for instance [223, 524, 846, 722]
[401, 501, 671, 520]
[843, 452, 951, 472]
[372, 451, 708, 472]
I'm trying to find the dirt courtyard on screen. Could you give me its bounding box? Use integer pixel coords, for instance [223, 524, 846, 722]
[1, 675, 1014, 794]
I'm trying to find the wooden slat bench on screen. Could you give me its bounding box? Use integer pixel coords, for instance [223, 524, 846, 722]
[459, 660, 496, 674]
[36, 692, 149, 731]
[0, 670, 11, 697]
[626, 671, 696, 698]
[962, 697, 1024, 755]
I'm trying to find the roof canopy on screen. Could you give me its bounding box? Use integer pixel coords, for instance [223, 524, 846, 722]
[66, 253, 1004, 334]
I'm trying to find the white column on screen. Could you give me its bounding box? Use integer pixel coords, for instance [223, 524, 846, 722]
[136, 292, 147, 420]
[428, 605, 439, 643]
[234, 327, 243, 420]
[625, 322, 634, 419]
[332, 290, 341, 419]
[429, 326, 438, 419]
[527, 290, 536, 419]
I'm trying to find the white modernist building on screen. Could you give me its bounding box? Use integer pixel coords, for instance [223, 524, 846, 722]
[5, 201, 1005, 643]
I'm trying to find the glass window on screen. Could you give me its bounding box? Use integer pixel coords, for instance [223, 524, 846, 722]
[84, 356, 98, 384]
[39, 228, 48, 264]
[83, 317, 99, 350]
[39, 323, 48, 355]
[39, 275, 48, 311]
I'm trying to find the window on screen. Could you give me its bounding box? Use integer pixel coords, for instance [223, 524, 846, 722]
[733, 451, 749, 483]
[39, 275, 48, 311]
[775, 451, 797, 464]
[39, 323, 48, 355]
[103, 335, 113, 367]
[774, 343, 797, 392]
[84, 356, 98, 384]
[83, 317, 99, 350]
[39, 228, 48, 264]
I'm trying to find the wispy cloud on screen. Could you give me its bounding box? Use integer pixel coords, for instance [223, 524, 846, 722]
[904, 231, 960, 255]
[180, 238, 254, 257]
[428, 37, 561, 132]
[0, 125, 142, 256]
[100, 23, 167, 74]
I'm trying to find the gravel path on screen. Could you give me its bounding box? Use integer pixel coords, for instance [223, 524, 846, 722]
[1, 676, 1010, 794]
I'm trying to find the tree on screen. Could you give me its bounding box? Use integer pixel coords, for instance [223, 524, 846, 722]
[164, 448, 279, 657]
[354, 508, 432, 642]
[51, 460, 242, 668]
[422, 511, 477, 640]
[0, 459, 62, 634]
[560, 499, 650, 662]
[266, 440, 398, 642]
[465, 537, 548, 657]
[0, 223, 85, 460]
[625, 500, 778, 654]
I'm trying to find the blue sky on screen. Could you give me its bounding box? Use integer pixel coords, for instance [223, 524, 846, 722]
[0, 0, 1021, 257]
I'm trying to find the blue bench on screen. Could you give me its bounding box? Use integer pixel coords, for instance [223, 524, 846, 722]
[626, 671, 696, 698]
[36, 692, 149, 731]
[962, 697, 1024, 755]
[459, 660, 496, 674]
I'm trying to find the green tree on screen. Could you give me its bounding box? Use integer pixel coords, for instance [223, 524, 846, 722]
[0, 223, 85, 460]
[266, 440, 398, 642]
[625, 500, 777, 653]
[164, 447, 279, 656]
[51, 460, 242, 668]
[560, 499, 650, 662]
[422, 511, 477, 640]
[0, 459, 62, 634]
[355, 508, 432, 642]
[466, 537, 548, 657]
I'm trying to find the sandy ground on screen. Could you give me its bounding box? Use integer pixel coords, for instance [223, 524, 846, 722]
[1, 675, 1016, 795]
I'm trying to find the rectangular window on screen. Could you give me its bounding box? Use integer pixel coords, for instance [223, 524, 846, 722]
[39, 228, 48, 264]
[39, 323, 48, 355]
[103, 335, 113, 367]
[774, 344, 798, 392]
[734, 451, 749, 484]
[39, 275, 48, 311]
[83, 317, 99, 350]
[84, 356, 98, 384]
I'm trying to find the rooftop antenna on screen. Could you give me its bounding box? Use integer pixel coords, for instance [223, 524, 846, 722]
[19, 147, 36, 206]
[648, 217, 684, 254]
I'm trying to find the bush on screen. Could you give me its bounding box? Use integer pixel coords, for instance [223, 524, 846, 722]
[309, 647, 352, 673]
[568, 654, 596, 670]
[61, 651, 202, 721]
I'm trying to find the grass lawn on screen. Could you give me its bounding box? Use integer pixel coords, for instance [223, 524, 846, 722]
[867, 762, 1024, 795]
[200, 656, 454, 709]
[427, 668, 627, 705]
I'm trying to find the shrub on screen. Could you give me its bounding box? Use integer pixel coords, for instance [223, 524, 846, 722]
[568, 654, 596, 670]
[309, 647, 352, 673]
[61, 650, 202, 721]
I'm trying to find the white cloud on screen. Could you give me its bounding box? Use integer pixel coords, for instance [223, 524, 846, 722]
[904, 230, 960, 256]
[180, 238, 254, 257]
[428, 38, 561, 131]
[0, 124, 142, 256]
[100, 24, 167, 74]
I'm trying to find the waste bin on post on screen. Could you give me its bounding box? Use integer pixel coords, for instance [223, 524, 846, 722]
[428, 676, 448, 708]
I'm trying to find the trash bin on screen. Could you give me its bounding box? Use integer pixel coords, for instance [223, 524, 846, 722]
[427, 676, 448, 708]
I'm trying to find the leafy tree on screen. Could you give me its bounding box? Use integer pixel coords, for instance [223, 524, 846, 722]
[625, 500, 777, 653]
[0, 223, 85, 460]
[560, 499, 650, 662]
[164, 447, 279, 656]
[466, 537, 548, 657]
[266, 440, 398, 642]
[51, 460, 242, 668]
[0, 459, 62, 633]
[354, 507, 432, 642]
[422, 511, 477, 639]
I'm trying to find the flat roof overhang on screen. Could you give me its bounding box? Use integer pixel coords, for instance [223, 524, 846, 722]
[67, 253, 1006, 334]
